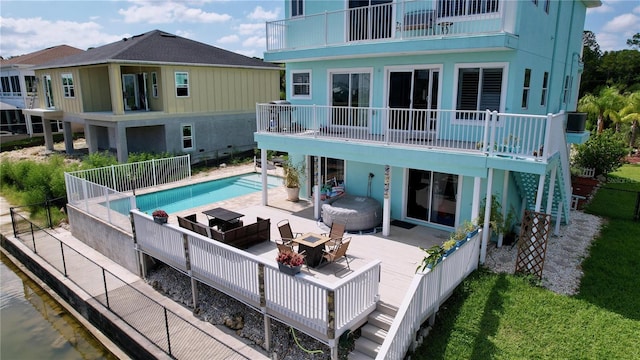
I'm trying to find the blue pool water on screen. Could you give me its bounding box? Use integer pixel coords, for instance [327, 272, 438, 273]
[112, 173, 280, 215]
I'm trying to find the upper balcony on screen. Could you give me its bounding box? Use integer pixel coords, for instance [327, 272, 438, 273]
[265, 0, 517, 60]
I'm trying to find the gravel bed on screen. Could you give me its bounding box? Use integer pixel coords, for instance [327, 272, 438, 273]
[484, 210, 603, 295]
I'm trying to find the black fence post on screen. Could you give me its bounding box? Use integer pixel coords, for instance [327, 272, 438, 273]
[102, 268, 110, 309]
[164, 307, 172, 357]
[60, 242, 68, 277]
[9, 208, 17, 237]
[30, 222, 37, 253]
[45, 197, 53, 229]
[634, 192, 640, 221]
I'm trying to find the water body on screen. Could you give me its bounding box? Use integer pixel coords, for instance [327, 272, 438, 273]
[0, 253, 118, 360]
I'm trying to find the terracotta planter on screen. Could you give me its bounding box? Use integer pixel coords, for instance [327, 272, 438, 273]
[278, 262, 301, 275]
[285, 187, 300, 202]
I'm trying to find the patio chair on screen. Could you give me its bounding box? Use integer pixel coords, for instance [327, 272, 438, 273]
[320, 237, 351, 274]
[322, 219, 347, 248]
[277, 219, 302, 243]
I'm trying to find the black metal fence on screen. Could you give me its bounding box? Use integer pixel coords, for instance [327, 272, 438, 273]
[593, 187, 640, 221]
[9, 195, 66, 230]
[8, 210, 250, 360]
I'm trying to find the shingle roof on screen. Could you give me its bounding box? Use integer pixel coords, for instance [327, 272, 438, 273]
[0, 45, 84, 66]
[33, 30, 278, 70]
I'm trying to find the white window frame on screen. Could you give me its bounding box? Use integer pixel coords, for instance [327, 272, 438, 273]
[540, 71, 549, 106]
[181, 124, 194, 151]
[452, 62, 508, 123]
[291, 70, 311, 99]
[151, 72, 158, 98]
[563, 75, 571, 104]
[291, 0, 304, 17]
[175, 71, 189, 97]
[326, 67, 373, 129]
[521, 68, 531, 109]
[61, 73, 74, 98]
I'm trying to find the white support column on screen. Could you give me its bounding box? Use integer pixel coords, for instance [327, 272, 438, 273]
[42, 118, 54, 151]
[480, 168, 494, 264]
[261, 149, 268, 206]
[63, 121, 75, 154]
[314, 156, 321, 220]
[471, 177, 481, 224]
[382, 165, 391, 236]
[535, 173, 546, 212]
[498, 170, 509, 247]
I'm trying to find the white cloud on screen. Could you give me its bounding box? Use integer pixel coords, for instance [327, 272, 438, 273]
[237, 23, 263, 36]
[118, 1, 231, 24]
[587, 4, 614, 14]
[175, 30, 195, 39]
[217, 34, 239, 44]
[233, 48, 258, 58]
[247, 6, 279, 21]
[602, 13, 640, 34]
[0, 17, 124, 57]
[242, 36, 265, 48]
[595, 32, 624, 52]
[634, 5, 640, 14]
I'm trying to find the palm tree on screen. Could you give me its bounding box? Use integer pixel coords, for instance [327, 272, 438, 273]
[578, 86, 625, 133]
[620, 91, 640, 148]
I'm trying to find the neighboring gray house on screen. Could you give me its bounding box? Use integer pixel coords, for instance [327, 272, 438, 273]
[24, 30, 281, 162]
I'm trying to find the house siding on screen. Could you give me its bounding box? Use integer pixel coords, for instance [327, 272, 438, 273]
[79, 66, 111, 112]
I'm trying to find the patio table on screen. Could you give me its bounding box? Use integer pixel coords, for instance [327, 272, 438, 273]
[294, 233, 331, 267]
[203, 207, 244, 231]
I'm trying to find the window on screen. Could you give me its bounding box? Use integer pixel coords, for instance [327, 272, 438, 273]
[532, 0, 538, 5]
[540, 71, 549, 106]
[0, 77, 9, 95]
[563, 75, 571, 104]
[544, 0, 550, 13]
[175, 72, 189, 97]
[291, 71, 311, 98]
[521, 68, 531, 109]
[10, 76, 21, 95]
[25, 76, 37, 94]
[438, 0, 500, 17]
[61, 73, 74, 98]
[181, 124, 193, 150]
[43, 75, 54, 108]
[456, 66, 503, 113]
[151, 72, 158, 98]
[330, 71, 371, 127]
[291, 0, 303, 17]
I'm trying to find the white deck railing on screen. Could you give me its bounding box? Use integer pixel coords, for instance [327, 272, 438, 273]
[66, 155, 191, 192]
[257, 104, 552, 161]
[377, 229, 482, 359]
[266, 0, 508, 51]
[131, 210, 380, 344]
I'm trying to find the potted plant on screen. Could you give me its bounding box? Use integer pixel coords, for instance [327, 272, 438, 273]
[282, 158, 305, 202]
[276, 250, 305, 275]
[442, 239, 457, 257]
[476, 195, 505, 241]
[152, 209, 169, 224]
[416, 245, 445, 272]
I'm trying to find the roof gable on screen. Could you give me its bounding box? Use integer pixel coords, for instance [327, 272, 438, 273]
[34, 30, 278, 70]
[0, 45, 83, 66]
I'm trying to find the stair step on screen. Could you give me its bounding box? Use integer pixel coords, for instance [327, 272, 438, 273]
[361, 323, 387, 344]
[354, 337, 381, 359]
[368, 311, 394, 331]
[376, 301, 398, 317]
[348, 350, 374, 360]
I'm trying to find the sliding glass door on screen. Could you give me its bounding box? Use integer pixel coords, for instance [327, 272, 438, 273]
[330, 71, 371, 128]
[406, 169, 457, 227]
[388, 68, 439, 137]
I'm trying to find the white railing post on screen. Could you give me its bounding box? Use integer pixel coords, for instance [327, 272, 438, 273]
[109, 164, 115, 190]
[313, 105, 318, 138]
[104, 187, 112, 224]
[544, 113, 553, 161]
[488, 111, 498, 156]
[482, 110, 491, 153]
[152, 158, 157, 187]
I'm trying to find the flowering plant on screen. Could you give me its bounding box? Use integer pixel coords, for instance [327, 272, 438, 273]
[152, 209, 168, 218]
[276, 250, 304, 267]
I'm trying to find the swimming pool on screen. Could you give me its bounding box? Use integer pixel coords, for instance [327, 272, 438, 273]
[111, 173, 280, 215]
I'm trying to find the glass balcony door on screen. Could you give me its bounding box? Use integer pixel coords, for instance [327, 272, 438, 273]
[348, 0, 393, 41]
[387, 68, 439, 138]
[330, 72, 371, 129]
[406, 169, 458, 227]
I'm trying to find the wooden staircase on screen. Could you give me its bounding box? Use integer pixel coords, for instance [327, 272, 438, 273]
[349, 302, 398, 359]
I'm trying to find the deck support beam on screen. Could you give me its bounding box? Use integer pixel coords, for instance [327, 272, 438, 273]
[261, 149, 268, 206]
[472, 177, 481, 224]
[480, 168, 494, 264]
[382, 165, 391, 236]
[314, 156, 321, 220]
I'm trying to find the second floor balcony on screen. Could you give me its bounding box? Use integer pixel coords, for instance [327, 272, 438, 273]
[266, 0, 515, 53]
[256, 103, 568, 164]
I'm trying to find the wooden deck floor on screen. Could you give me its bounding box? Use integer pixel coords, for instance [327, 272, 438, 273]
[162, 164, 450, 308]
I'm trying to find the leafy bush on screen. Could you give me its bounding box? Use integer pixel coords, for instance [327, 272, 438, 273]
[574, 129, 629, 176]
[81, 151, 118, 169]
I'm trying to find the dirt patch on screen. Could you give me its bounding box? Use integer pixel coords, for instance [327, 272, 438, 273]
[0, 138, 88, 164]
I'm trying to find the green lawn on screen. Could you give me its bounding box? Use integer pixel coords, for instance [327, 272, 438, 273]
[415, 164, 640, 359]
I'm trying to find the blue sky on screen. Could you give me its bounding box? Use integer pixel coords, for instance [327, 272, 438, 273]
[1, 0, 638, 59]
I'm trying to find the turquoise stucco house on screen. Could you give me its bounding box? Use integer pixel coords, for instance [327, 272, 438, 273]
[254, 0, 600, 262]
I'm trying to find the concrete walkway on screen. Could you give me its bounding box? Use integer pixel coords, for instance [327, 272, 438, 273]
[0, 196, 270, 360]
